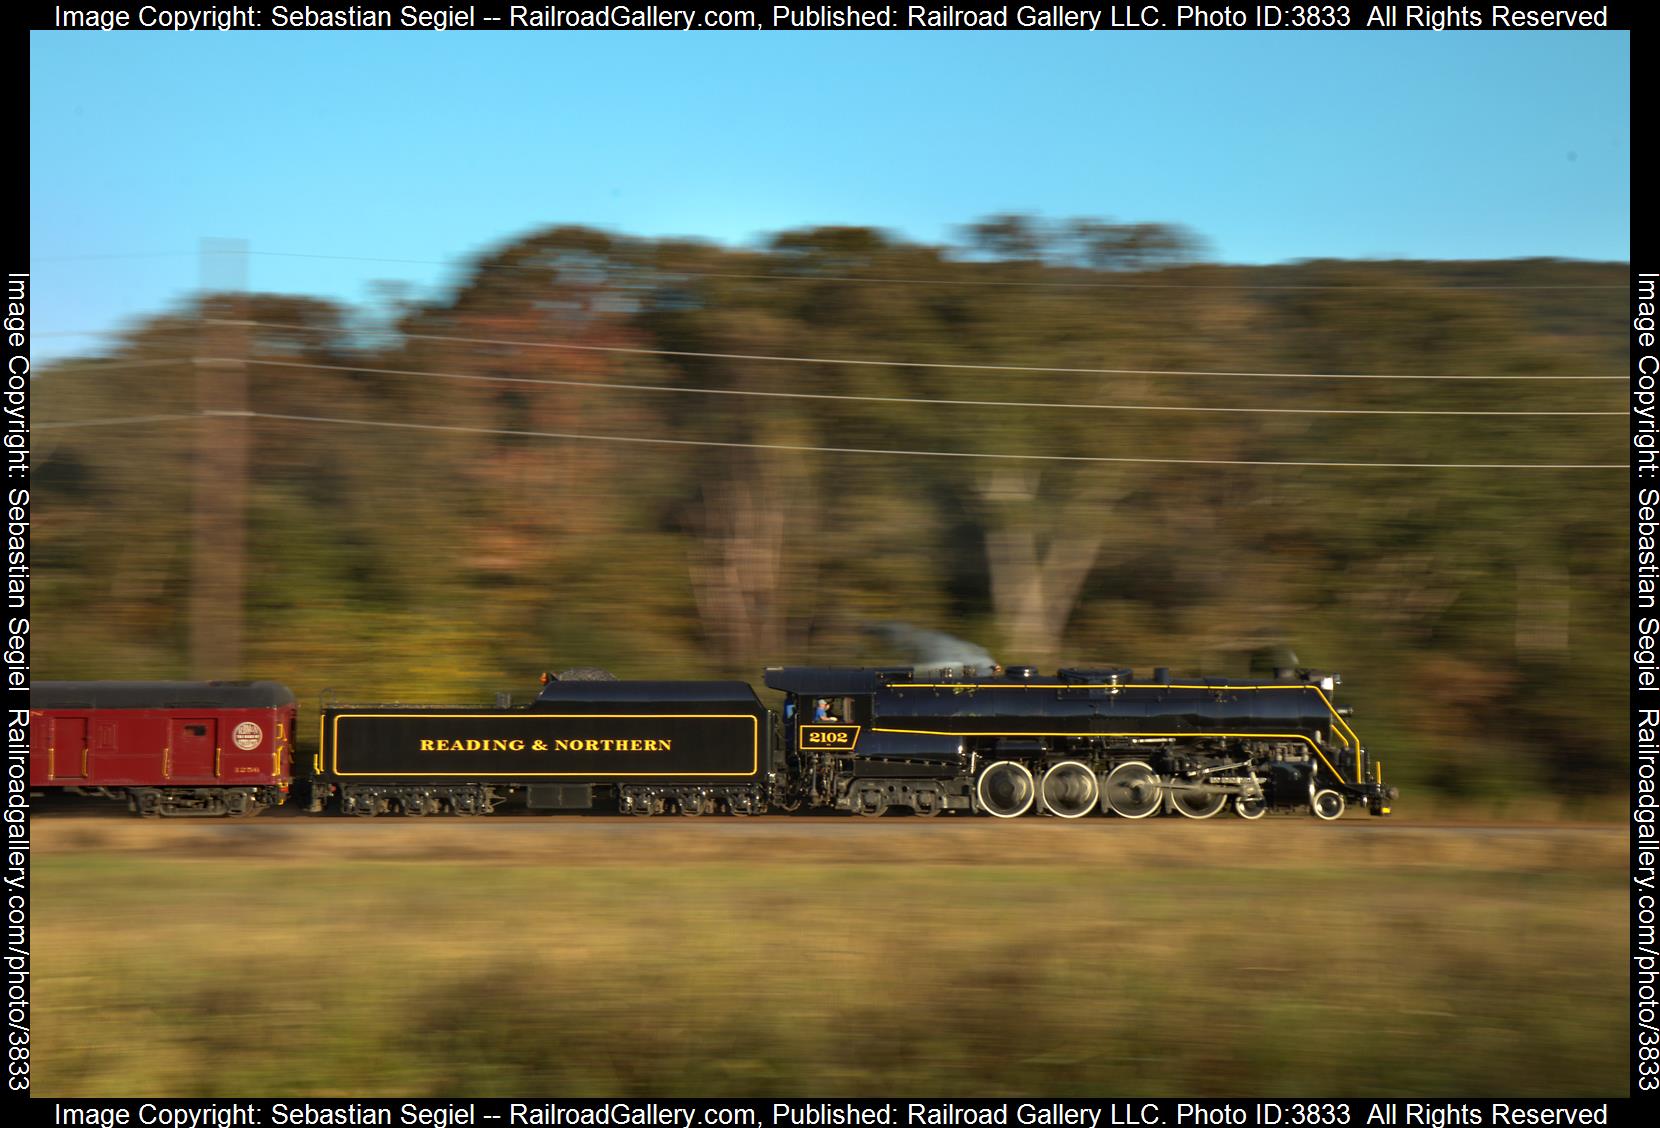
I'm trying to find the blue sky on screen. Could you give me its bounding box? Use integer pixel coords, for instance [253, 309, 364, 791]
[30, 31, 1630, 361]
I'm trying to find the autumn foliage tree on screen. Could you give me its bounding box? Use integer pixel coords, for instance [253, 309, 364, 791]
[30, 219, 1629, 801]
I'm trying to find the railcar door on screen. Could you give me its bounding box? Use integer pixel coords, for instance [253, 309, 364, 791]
[50, 717, 89, 780]
[168, 718, 219, 781]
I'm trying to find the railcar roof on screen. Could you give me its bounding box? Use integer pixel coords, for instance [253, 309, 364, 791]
[763, 667, 911, 695]
[532, 680, 763, 706]
[32, 681, 297, 710]
[765, 667, 1323, 693]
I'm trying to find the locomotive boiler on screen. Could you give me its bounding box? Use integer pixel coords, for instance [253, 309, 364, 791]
[765, 664, 1393, 820]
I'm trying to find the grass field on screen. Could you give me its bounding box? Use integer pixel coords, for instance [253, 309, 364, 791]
[29, 818, 1629, 1097]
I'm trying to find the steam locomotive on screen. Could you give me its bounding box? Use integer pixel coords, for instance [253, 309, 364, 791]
[30, 663, 1397, 820]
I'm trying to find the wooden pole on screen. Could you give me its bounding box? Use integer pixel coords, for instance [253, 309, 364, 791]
[190, 238, 248, 679]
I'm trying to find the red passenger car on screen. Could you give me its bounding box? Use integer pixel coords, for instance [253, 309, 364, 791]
[30, 681, 297, 816]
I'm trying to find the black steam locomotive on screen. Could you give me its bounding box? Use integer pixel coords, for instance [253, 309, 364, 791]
[770, 664, 1391, 819]
[290, 663, 1394, 821]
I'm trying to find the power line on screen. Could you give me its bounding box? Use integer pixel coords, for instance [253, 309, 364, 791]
[249, 250, 458, 267]
[205, 319, 1625, 383]
[36, 357, 194, 371]
[38, 321, 1628, 384]
[37, 412, 202, 430]
[222, 356, 1622, 418]
[31, 251, 195, 263]
[623, 271, 1630, 292]
[209, 409, 1626, 470]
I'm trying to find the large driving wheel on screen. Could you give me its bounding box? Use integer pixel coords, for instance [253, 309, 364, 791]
[976, 761, 1035, 818]
[1102, 761, 1163, 819]
[1170, 784, 1227, 820]
[1040, 761, 1099, 819]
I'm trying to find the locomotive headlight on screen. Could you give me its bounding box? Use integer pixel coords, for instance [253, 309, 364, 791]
[1320, 675, 1335, 691]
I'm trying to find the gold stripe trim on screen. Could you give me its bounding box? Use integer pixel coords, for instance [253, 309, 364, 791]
[884, 682, 1364, 782]
[871, 727, 1346, 787]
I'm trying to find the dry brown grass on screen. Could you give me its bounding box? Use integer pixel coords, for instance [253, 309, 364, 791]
[35, 813, 1627, 871]
[30, 818, 1628, 1097]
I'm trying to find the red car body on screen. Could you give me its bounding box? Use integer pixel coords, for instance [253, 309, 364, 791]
[30, 681, 296, 816]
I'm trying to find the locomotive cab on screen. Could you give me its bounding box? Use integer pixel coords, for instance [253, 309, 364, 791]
[764, 667, 972, 816]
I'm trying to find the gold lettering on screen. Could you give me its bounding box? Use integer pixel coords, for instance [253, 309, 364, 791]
[416, 736, 690, 753]
[415, 737, 544, 752]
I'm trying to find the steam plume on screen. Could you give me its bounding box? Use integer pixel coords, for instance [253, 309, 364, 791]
[862, 622, 999, 676]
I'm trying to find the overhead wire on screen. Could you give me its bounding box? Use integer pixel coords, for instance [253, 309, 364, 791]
[42, 356, 195, 371]
[30, 251, 196, 262]
[34, 321, 1627, 383]
[30, 243, 1626, 466]
[37, 412, 203, 431]
[205, 355, 1620, 418]
[199, 319, 1625, 383]
[196, 409, 1625, 470]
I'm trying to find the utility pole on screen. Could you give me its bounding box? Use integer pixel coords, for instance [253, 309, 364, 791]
[190, 238, 248, 679]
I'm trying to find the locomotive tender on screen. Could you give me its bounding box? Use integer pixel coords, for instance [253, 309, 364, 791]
[313, 678, 770, 817]
[31, 663, 1395, 820]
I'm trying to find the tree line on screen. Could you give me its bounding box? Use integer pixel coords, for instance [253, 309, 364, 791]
[33, 218, 1629, 802]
